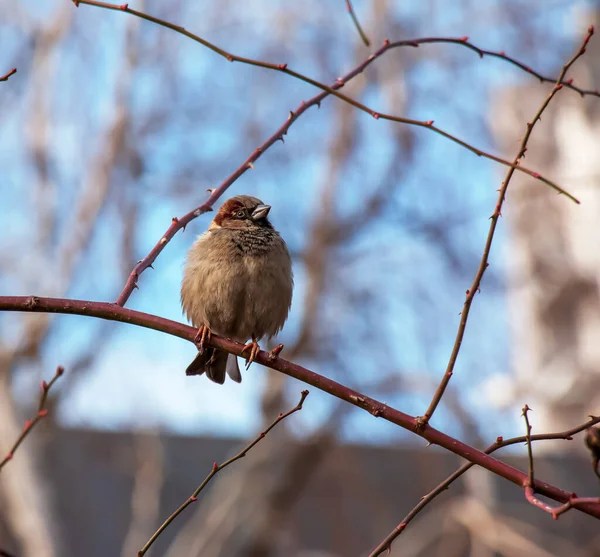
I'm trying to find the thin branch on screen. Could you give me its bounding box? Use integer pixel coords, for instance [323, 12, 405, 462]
[137, 390, 309, 556]
[0, 68, 16, 82]
[1, 295, 599, 521]
[106, 29, 589, 308]
[71, 0, 579, 210]
[419, 25, 594, 426]
[522, 404, 534, 487]
[0, 365, 64, 471]
[369, 415, 600, 556]
[71, 2, 600, 99]
[525, 487, 600, 520]
[345, 0, 370, 46]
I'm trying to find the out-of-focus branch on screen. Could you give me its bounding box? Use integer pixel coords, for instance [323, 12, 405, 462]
[71, 0, 578, 205]
[0, 68, 16, 81]
[138, 390, 309, 557]
[120, 430, 165, 557]
[369, 414, 600, 556]
[345, 0, 370, 46]
[420, 26, 594, 427]
[110, 28, 584, 308]
[2, 295, 599, 521]
[0, 365, 63, 471]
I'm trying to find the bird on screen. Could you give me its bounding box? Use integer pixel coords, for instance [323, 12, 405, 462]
[181, 195, 293, 384]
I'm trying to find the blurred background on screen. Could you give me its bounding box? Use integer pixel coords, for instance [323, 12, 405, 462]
[1, 0, 599, 555]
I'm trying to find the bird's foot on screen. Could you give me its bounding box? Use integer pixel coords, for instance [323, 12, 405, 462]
[241, 336, 261, 370]
[194, 325, 212, 355]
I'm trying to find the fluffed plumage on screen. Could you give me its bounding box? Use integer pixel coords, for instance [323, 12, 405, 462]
[181, 195, 293, 383]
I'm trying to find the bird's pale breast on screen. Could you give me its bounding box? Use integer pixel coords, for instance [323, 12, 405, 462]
[181, 227, 292, 342]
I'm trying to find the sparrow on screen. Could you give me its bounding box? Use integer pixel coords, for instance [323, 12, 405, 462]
[181, 195, 293, 384]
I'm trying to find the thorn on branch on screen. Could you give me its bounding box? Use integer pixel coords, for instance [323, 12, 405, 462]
[267, 343, 284, 362]
[460, 36, 469, 42]
[278, 63, 287, 70]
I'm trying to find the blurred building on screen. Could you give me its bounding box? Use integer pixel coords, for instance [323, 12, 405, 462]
[0, 429, 598, 557]
[489, 11, 600, 437]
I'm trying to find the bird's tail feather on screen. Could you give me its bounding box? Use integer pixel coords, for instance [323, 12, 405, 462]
[186, 348, 242, 384]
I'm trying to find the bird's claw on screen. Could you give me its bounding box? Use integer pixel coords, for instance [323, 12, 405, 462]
[241, 337, 261, 370]
[194, 325, 212, 354]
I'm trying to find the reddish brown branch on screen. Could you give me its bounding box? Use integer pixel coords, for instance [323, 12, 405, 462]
[0, 68, 16, 82]
[525, 487, 600, 520]
[71, 0, 578, 207]
[345, 0, 370, 46]
[369, 415, 600, 556]
[419, 26, 594, 427]
[0, 365, 64, 471]
[137, 390, 309, 556]
[1, 295, 599, 521]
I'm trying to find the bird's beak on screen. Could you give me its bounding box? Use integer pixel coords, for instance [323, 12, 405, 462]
[251, 205, 271, 220]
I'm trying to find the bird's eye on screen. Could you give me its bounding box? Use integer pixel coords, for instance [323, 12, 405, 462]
[235, 210, 246, 218]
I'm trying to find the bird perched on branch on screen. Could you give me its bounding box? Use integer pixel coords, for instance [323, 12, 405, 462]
[181, 195, 293, 383]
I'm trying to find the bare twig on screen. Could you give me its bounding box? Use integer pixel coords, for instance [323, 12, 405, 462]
[109, 32, 586, 307]
[0, 365, 64, 471]
[369, 414, 600, 556]
[0, 68, 16, 82]
[71, 2, 600, 98]
[345, 0, 370, 46]
[71, 0, 578, 211]
[525, 488, 600, 520]
[137, 390, 309, 556]
[419, 25, 594, 427]
[1, 295, 599, 521]
[522, 404, 535, 487]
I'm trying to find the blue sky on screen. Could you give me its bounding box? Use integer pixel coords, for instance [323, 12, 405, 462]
[2, 0, 596, 446]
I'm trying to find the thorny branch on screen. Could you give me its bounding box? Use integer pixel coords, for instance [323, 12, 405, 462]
[93, 12, 592, 307]
[0, 68, 16, 82]
[419, 26, 594, 427]
[70, 0, 580, 206]
[1, 295, 600, 523]
[137, 390, 309, 556]
[369, 414, 600, 556]
[0, 365, 64, 472]
[522, 410, 600, 520]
